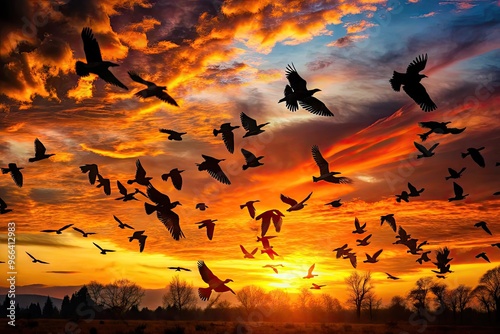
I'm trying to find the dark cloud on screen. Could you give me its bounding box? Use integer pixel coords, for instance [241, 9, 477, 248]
[306, 59, 333, 71]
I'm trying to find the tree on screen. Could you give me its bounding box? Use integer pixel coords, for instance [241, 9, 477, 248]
[479, 265, 500, 321]
[162, 275, 196, 312]
[345, 271, 372, 319]
[60, 295, 71, 318]
[407, 277, 433, 316]
[430, 282, 448, 314]
[473, 285, 495, 318]
[236, 285, 267, 315]
[87, 279, 145, 315]
[1, 295, 11, 318]
[453, 285, 472, 322]
[42, 296, 56, 318]
[28, 302, 42, 318]
[363, 291, 382, 321]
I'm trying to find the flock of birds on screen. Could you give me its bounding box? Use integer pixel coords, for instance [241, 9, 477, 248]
[0, 26, 499, 301]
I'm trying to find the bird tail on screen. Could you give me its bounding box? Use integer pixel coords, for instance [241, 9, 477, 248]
[28, 158, 36, 162]
[461, 153, 468, 158]
[144, 202, 157, 215]
[75, 61, 89, 76]
[240, 204, 246, 209]
[242, 164, 248, 171]
[312, 176, 320, 182]
[390, 71, 404, 91]
[445, 176, 451, 180]
[418, 133, 428, 141]
[213, 129, 220, 136]
[1, 168, 9, 174]
[198, 287, 212, 301]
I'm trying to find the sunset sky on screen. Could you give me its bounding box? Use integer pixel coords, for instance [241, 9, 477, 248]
[1, 0, 500, 308]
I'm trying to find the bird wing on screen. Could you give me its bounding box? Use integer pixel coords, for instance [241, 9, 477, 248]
[453, 182, 464, 197]
[248, 203, 256, 219]
[221, 131, 235, 153]
[146, 183, 171, 205]
[406, 54, 427, 74]
[418, 121, 441, 129]
[159, 129, 174, 135]
[26, 252, 36, 260]
[127, 71, 154, 86]
[256, 213, 271, 237]
[239, 245, 249, 255]
[308, 263, 315, 275]
[34, 138, 47, 155]
[206, 165, 231, 185]
[198, 260, 219, 284]
[135, 159, 148, 180]
[483, 224, 492, 235]
[41, 229, 57, 233]
[170, 172, 183, 191]
[429, 143, 439, 152]
[38, 260, 49, 264]
[117, 181, 129, 196]
[139, 236, 147, 252]
[447, 168, 455, 175]
[11, 169, 23, 188]
[280, 194, 297, 207]
[93, 242, 103, 251]
[373, 249, 383, 259]
[300, 192, 313, 204]
[157, 91, 178, 106]
[413, 141, 426, 154]
[157, 207, 184, 241]
[59, 224, 73, 232]
[403, 83, 437, 112]
[349, 254, 357, 268]
[206, 223, 215, 240]
[98, 69, 128, 90]
[285, 63, 307, 92]
[72, 227, 84, 235]
[311, 145, 329, 175]
[272, 212, 283, 232]
[472, 151, 485, 168]
[354, 217, 360, 229]
[283, 85, 299, 111]
[447, 127, 466, 135]
[299, 97, 334, 117]
[240, 112, 258, 131]
[81, 27, 102, 63]
[241, 148, 257, 163]
[407, 182, 417, 194]
[312, 283, 319, 288]
[0, 197, 6, 208]
[250, 247, 258, 255]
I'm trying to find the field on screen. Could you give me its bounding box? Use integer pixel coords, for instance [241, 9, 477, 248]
[2, 320, 499, 334]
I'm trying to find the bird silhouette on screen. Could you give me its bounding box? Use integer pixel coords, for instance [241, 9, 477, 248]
[310, 283, 326, 289]
[261, 246, 280, 260]
[41, 224, 73, 234]
[80, 164, 99, 185]
[26, 252, 49, 264]
[416, 251, 432, 264]
[128, 71, 178, 106]
[96, 173, 111, 195]
[257, 235, 277, 250]
[256, 209, 285, 236]
[127, 159, 152, 186]
[113, 215, 134, 230]
[492, 243, 500, 249]
[196, 219, 217, 240]
[433, 247, 453, 274]
[1, 163, 23, 187]
[311, 145, 352, 184]
[168, 267, 191, 272]
[0, 197, 12, 214]
[72, 227, 96, 237]
[364, 249, 383, 263]
[128, 230, 147, 253]
[381, 214, 396, 232]
[356, 234, 372, 246]
[414, 141, 439, 158]
[115, 181, 146, 201]
[462, 147, 486, 168]
[196, 203, 209, 211]
[279, 63, 334, 117]
[29, 138, 55, 162]
[93, 242, 115, 255]
[144, 183, 184, 241]
[76, 27, 127, 90]
[325, 199, 342, 208]
[352, 217, 367, 234]
[476, 252, 490, 263]
[196, 155, 231, 185]
[240, 200, 260, 218]
[214, 123, 240, 153]
[394, 226, 412, 245]
[263, 264, 284, 274]
[159, 129, 186, 141]
[161, 168, 184, 190]
[475, 221, 492, 235]
[386, 273, 400, 280]
[390, 54, 436, 112]
[343, 252, 357, 269]
[241, 148, 264, 170]
[197, 260, 234, 301]
[445, 167, 466, 180]
[418, 121, 465, 141]
[448, 182, 468, 201]
[407, 182, 424, 197]
[303, 264, 318, 278]
[280, 192, 312, 212]
[333, 244, 349, 258]
[240, 112, 269, 137]
[240, 245, 258, 258]
[405, 238, 425, 255]
[395, 191, 410, 203]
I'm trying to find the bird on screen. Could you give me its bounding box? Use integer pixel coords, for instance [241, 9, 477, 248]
[241, 148, 264, 170]
[476, 252, 490, 263]
[240, 200, 260, 218]
[257, 235, 277, 250]
[80, 164, 99, 185]
[325, 199, 342, 208]
[96, 173, 111, 195]
[390, 54, 436, 112]
[494, 191, 500, 196]
[240, 112, 269, 137]
[115, 181, 146, 201]
[128, 230, 147, 253]
[196, 203, 209, 211]
[405, 238, 424, 255]
[127, 159, 152, 186]
[352, 217, 367, 234]
[445, 167, 466, 180]
[28, 138, 55, 162]
[144, 183, 184, 241]
[333, 244, 349, 258]
[93, 242, 115, 255]
[26, 252, 49, 264]
[0, 197, 12, 214]
[380, 214, 397, 232]
[128, 71, 178, 106]
[303, 264, 318, 279]
[416, 251, 432, 264]
[279, 63, 334, 116]
[1, 163, 24, 187]
[492, 243, 500, 249]
[280, 192, 312, 212]
[386, 273, 400, 280]
[394, 226, 412, 245]
[448, 182, 468, 201]
[418, 121, 465, 141]
[197, 260, 234, 301]
[72, 227, 96, 237]
[159, 129, 186, 141]
[475, 221, 492, 235]
[261, 246, 280, 260]
[240, 245, 258, 259]
[263, 264, 284, 274]
[256, 209, 285, 237]
[161, 168, 184, 191]
[433, 247, 453, 274]
[311, 145, 352, 184]
[462, 147, 486, 168]
[414, 141, 439, 159]
[310, 283, 326, 290]
[196, 219, 217, 240]
[76, 27, 127, 90]
[364, 249, 383, 263]
[407, 182, 424, 197]
[214, 123, 240, 153]
[168, 267, 191, 272]
[395, 191, 410, 203]
[113, 215, 134, 230]
[356, 234, 372, 246]
[41, 224, 73, 234]
[196, 155, 231, 185]
[343, 252, 357, 269]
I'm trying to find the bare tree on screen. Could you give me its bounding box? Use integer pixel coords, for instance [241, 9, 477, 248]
[473, 285, 495, 318]
[296, 287, 313, 310]
[407, 277, 433, 316]
[363, 291, 382, 321]
[320, 293, 342, 313]
[345, 271, 372, 319]
[454, 284, 473, 322]
[87, 279, 145, 315]
[236, 285, 267, 315]
[430, 282, 448, 313]
[162, 275, 196, 311]
[479, 265, 500, 320]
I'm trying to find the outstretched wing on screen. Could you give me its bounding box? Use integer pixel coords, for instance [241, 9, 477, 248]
[135, 159, 147, 179]
[222, 131, 235, 153]
[285, 63, 307, 92]
[240, 245, 249, 255]
[240, 112, 258, 131]
[406, 54, 427, 74]
[127, 71, 154, 86]
[117, 181, 127, 196]
[407, 182, 417, 194]
[299, 97, 334, 117]
[99, 69, 128, 90]
[198, 260, 219, 284]
[308, 263, 316, 275]
[311, 145, 329, 175]
[373, 249, 383, 259]
[241, 148, 257, 163]
[81, 27, 102, 63]
[453, 182, 464, 197]
[403, 83, 437, 112]
[283, 85, 299, 111]
[157, 207, 184, 240]
[280, 194, 298, 207]
[157, 91, 178, 106]
[206, 165, 231, 185]
[413, 141, 426, 154]
[146, 183, 171, 205]
[34, 138, 47, 155]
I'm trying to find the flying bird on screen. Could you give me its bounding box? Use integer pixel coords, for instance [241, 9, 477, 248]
[325, 199, 342, 208]
[41, 224, 74, 234]
[196, 155, 231, 185]
[257, 235, 277, 250]
[416, 251, 432, 264]
[115, 181, 146, 201]
[168, 267, 191, 272]
[128, 71, 178, 106]
[127, 159, 152, 186]
[196, 219, 217, 240]
[445, 167, 466, 180]
[475, 221, 492, 235]
[263, 264, 284, 274]
[76, 27, 128, 90]
[0, 197, 12, 214]
[462, 147, 486, 168]
[1, 163, 23, 187]
[333, 244, 350, 258]
[381, 214, 396, 232]
[28, 138, 55, 162]
[96, 173, 111, 195]
[418, 121, 465, 141]
[279, 63, 334, 117]
[113, 215, 134, 230]
[390, 54, 436, 112]
[356, 234, 372, 246]
[241, 148, 264, 170]
[311, 145, 352, 184]
[256, 209, 285, 237]
[386, 273, 400, 280]
[303, 264, 318, 279]
[394, 226, 412, 245]
[80, 164, 98, 185]
[476, 252, 490, 263]
[93, 242, 115, 255]
[214, 123, 240, 153]
[448, 182, 468, 201]
[395, 191, 410, 203]
[343, 252, 357, 269]
[352, 217, 367, 234]
[240, 200, 260, 218]
[196, 203, 209, 211]
[159, 129, 186, 141]
[364, 249, 383, 263]
[72, 227, 96, 237]
[197, 260, 234, 301]
[433, 247, 453, 274]
[26, 252, 49, 264]
[311, 283, 326, 290]
[261, 246, 280, 260]
[161, 168, 184, 190]
[280, 192, 312, 212]
[240, 245, 258, 259]
[240, 112, 269, 137]
[128, 230, 147, 253]
[491, 243, 500, 249]
[407, 182, 424, 197]
[414, 141, 439, 159]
